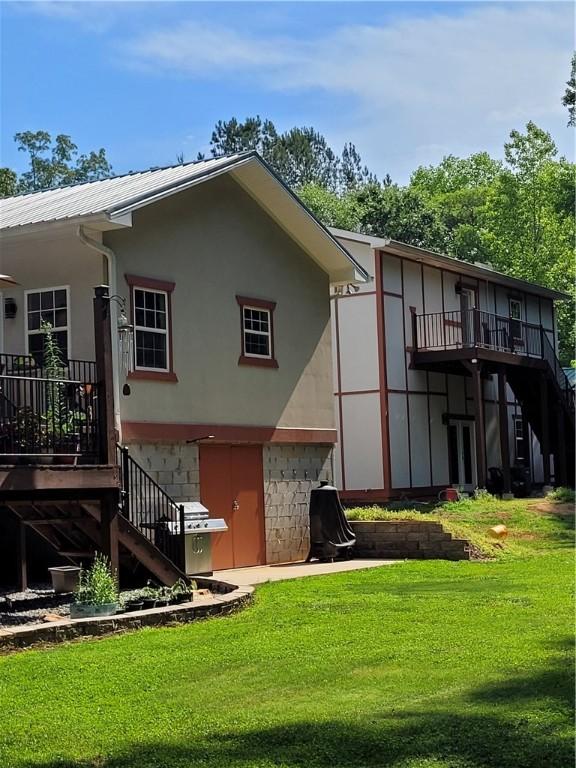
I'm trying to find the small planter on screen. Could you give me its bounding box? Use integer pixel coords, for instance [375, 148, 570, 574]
[142, 598, 157, 610]
[174, 592, 192, 604]
[124, 600, 143, 612]
[155, 598, 170, 608]
[70, 602, 118, 619]
[49, 566, 81, 594]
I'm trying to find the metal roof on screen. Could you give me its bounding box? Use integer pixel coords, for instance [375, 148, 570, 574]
[0, 154, 247, 231]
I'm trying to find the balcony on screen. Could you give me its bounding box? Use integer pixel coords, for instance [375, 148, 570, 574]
[0, 352, 100, 465]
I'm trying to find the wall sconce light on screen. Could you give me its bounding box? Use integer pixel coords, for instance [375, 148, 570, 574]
[4, 298, 17, 319]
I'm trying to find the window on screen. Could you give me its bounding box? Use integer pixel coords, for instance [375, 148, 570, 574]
[513, 416, 526, 461]
[509, 298, 523, 341]
[25, 287, 69, 362]
[126, 275, 176, 381]
[236, 295, 278, 368]
[134, 288, 168, 370]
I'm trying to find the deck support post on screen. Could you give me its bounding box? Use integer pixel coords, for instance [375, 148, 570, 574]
[555, 407, 567, 487]
[93, 286, 116, 465]
[466, 360, 487, 489]
[539, 375, 551, 488]
[497, 368, 512, 497]
[100, 491, 119, 579]
[16, 515, 27, 592]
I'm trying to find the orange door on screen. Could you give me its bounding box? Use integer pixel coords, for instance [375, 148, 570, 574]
[199, 445, 265, 570]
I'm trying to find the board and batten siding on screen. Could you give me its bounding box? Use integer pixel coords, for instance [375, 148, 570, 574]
[331, 240, 553, 496]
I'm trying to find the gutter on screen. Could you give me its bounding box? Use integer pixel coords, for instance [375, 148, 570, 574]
[77, 225, 122, 439]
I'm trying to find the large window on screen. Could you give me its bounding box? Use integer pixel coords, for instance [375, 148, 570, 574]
[25, 286, 69, 361]
[126, 275, 176, 381]
[236, 295, 278, 368]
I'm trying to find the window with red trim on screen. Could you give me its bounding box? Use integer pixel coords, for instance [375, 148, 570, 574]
[236, 295, 278, 368]
[125, 275, 177, 381]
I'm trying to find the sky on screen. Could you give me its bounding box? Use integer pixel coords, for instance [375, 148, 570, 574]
[0, 1, 574, 184]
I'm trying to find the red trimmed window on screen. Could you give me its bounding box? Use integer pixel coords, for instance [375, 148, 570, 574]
[125, 275, 177, 382]
[236, 295, 278, 368]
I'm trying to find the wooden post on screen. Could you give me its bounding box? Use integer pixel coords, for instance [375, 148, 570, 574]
[16, 517, 27, 592]
[470, 362, 487, 489]
[100, 491, 119, 579]
[93, 286, 116, 465]
[539, 375, 551, 488]
[497, 368, 512, 497]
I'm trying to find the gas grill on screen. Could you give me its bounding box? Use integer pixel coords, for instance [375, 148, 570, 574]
[165, 502, 227, 575]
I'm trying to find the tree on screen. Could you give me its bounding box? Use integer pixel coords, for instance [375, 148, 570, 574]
[298, 183, 360, 231]
[0, 168, 17, 197]
[204, 116, 378, 192]
[562, 53, 576, 127]
[10, 131, 112, 193]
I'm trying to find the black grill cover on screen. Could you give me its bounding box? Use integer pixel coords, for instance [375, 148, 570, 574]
[306, 483, 356, 562]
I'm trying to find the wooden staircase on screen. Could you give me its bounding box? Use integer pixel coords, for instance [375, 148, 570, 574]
[3, 449, 188, 588]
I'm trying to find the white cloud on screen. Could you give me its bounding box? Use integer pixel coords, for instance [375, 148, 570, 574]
[125, 4, 573, 180]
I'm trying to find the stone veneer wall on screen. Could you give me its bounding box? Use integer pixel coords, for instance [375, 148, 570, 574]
[263, 444, 333, 564]
[127, 442, 200, 502]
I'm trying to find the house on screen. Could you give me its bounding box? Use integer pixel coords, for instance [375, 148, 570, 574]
[0, 152, 368, 588]
[329, 228, 574, 501]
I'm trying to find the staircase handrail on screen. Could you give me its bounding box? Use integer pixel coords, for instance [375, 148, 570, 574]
[540, 331, 575, 412]
[116, 444, 185, 570]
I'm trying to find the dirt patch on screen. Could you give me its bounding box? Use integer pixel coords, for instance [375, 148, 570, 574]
[532, 502, 574, 517]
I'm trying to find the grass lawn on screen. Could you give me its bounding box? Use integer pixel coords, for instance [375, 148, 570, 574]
[0, 498, 573, 768]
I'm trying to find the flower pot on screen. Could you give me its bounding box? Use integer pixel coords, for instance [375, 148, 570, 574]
[49, 565, 81, 593]
[155, 598, 170, 608]
[142, 598, 157, 610]
[70, 602, 118, 619]
[174, 592, 192, 604]
[125, 600, 143, 612]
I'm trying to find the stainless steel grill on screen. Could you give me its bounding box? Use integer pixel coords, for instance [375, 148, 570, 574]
[165, 502, 228, 575]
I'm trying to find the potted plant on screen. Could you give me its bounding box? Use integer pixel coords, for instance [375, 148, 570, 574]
[70, 554, 119, 619]
[171, 578, 194, 604]
[155, 586, 172, 608]
[123, 594, 144, 612]
[141, 582, 158, 610]
[40, 322, 86, 462]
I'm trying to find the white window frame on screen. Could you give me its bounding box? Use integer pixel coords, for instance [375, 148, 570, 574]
[24, 285, 71, 358]
[509, 298, 523, 322]
[133, 286, 170, 373]
[242, 305, 272, 360]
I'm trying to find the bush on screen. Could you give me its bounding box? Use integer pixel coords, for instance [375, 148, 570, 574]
[547, 487, 575, 504]
[75, 553, 118, 606]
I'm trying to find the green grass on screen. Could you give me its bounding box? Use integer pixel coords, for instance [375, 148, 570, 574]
[0, 501, 573, 768]
[346, 494, 575, 559]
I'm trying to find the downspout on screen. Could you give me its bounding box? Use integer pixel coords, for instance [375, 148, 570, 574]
[77, 225, 122, 441]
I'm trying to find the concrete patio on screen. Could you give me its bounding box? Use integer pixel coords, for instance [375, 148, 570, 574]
[214, 558, 398, 586]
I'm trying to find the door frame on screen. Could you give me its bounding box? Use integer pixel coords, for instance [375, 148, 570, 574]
[447, 417, 477, 492]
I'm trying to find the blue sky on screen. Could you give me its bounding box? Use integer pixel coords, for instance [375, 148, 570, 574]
[1, 1, 573, 184]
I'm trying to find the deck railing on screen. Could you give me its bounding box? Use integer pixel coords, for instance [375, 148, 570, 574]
[541, 333, 575, 412]
[0, 353, 99, 460]
[414, 309, 544, 357]
[117, 444, 185, 569]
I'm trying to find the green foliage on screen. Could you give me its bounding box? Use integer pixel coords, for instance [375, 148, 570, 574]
[298, 183, 360, 230]
[74, 553, 118, 606]
[546, 486, 575, 504]
[0, 167, 17, 197]
[10, 130, 112, 193]
[204, 115, 375, 191]
[561, 52, 576, 127]
[41, 322, 85, 442]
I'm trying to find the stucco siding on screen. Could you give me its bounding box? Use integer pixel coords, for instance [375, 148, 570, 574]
[0, 232, 104, 359]
[106, 175, 334, 430]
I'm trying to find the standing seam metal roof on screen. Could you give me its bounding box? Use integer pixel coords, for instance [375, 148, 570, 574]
[0, 154, 247, 230]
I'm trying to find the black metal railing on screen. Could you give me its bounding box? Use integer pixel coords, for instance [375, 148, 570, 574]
[541, 332, 575, 412]
[0, 361, 99, 460]
[414, 309, 543, 357]
[117, 444, 185, 569]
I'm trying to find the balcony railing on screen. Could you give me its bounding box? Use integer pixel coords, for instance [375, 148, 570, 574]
[413, 309, 574, 413]
[0, 353, 100, 462]
[413, 309, 544, 357]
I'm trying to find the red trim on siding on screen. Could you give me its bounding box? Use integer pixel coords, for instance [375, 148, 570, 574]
[334, 296, 346, 489]
[121, 422, 337, 444]
[375, 250, 391, 490]
[238, 355, 278, 369]
[125, 274, 175, 292]
[128, 370, 178, 382]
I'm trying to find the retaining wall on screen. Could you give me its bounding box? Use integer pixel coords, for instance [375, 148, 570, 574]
[350, 520, 471, 560]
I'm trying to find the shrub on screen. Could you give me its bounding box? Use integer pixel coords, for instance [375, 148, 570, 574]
[547, 487, 575, 504]
[74, 553, 118, 605]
